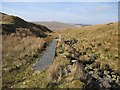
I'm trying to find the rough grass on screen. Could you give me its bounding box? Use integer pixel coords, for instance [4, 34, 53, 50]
[3, 35, 45, 68]
[2, 26, 55, 88]
[55, 22, 119, 73]
[2, 22, 119, 88]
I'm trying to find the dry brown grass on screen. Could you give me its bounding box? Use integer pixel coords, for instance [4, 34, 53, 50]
[71, 61, 84, 80]
[46, 55, 69, 83]
[2, 35, 45, 68]
[55, 22, 119, 72]
[2, 33, 56, 88]
[47, 61, 61, 83]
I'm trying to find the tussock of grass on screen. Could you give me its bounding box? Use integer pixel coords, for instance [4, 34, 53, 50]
[55, 22, 118, 72]
[3, 35, 45, 68]
[2, 26, 55, 88]
[2, 20, 118, 88]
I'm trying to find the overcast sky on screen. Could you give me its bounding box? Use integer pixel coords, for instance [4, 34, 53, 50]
[1, 2, 118, 25]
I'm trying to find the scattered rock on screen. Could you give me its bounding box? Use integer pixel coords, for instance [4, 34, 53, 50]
[92, 73, 99, 79]
[104, 70, 108, 75]
[88, 71, 94, 75]
[106, 75, 111, 79]
[71, 60, 77, 63]
[102, 80, 111, 88]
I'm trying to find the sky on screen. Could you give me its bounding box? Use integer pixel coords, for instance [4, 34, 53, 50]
[1, 1, 118, 25]
[1, 0, 120, 2]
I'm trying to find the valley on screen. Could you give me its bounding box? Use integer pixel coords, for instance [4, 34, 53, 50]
[1, 13, 119, 89]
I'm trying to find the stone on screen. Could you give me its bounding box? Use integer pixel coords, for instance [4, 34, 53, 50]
[104, 70, 108, 75]
[115, 78, 119, 84]
[111, 72, 116, 75]
[112, 75, 117, 79]
[92, 73, 99, 79]
[93, 68, 98, 72]
[67, 65, 72, 70]
[106, 75, 111, 79]
[102, 80, 111, 88]
[99, 83, 104, 88]
[84, 67, 87, 70]
[86, 65, 93, 70]
[23, 81, 26, 85]
[104, 77, 112, 83]
[107, 71, 110, 74]
[88, 71, 94, 75]
[112, 77, 116, 81]
[71, 60, 77, 63]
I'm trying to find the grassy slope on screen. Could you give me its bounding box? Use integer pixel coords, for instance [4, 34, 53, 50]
[56, 22, 119, 72]
[2, 13, 54, 88]
[10, 22, 119, 89]
[1, 12, 52, 37]
[2, 12, 119, 88]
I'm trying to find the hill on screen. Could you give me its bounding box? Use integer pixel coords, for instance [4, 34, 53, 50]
[55, 22, 118, 72]
[2, 12, 119, 89]
[5, 22, 119, 89]
[1, 12, 52, 37]
[2, 12, 54, 89]
[34, 21, 77, 30]
[47, 22, 119, 88]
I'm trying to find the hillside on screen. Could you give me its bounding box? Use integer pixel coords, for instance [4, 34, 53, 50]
[46, 22, 119, 88]
[5, 22, 119, 89]
[2, 13, 54, 89]
[1, 12, 119, 89]
[55, 22, 118, 72]
[34, 21, 77, 30]
[1, 12, 52, 37]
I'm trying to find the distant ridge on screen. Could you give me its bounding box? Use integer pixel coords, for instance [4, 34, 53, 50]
[74, 24, 91, 27]
[34, 21, 77, 30]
